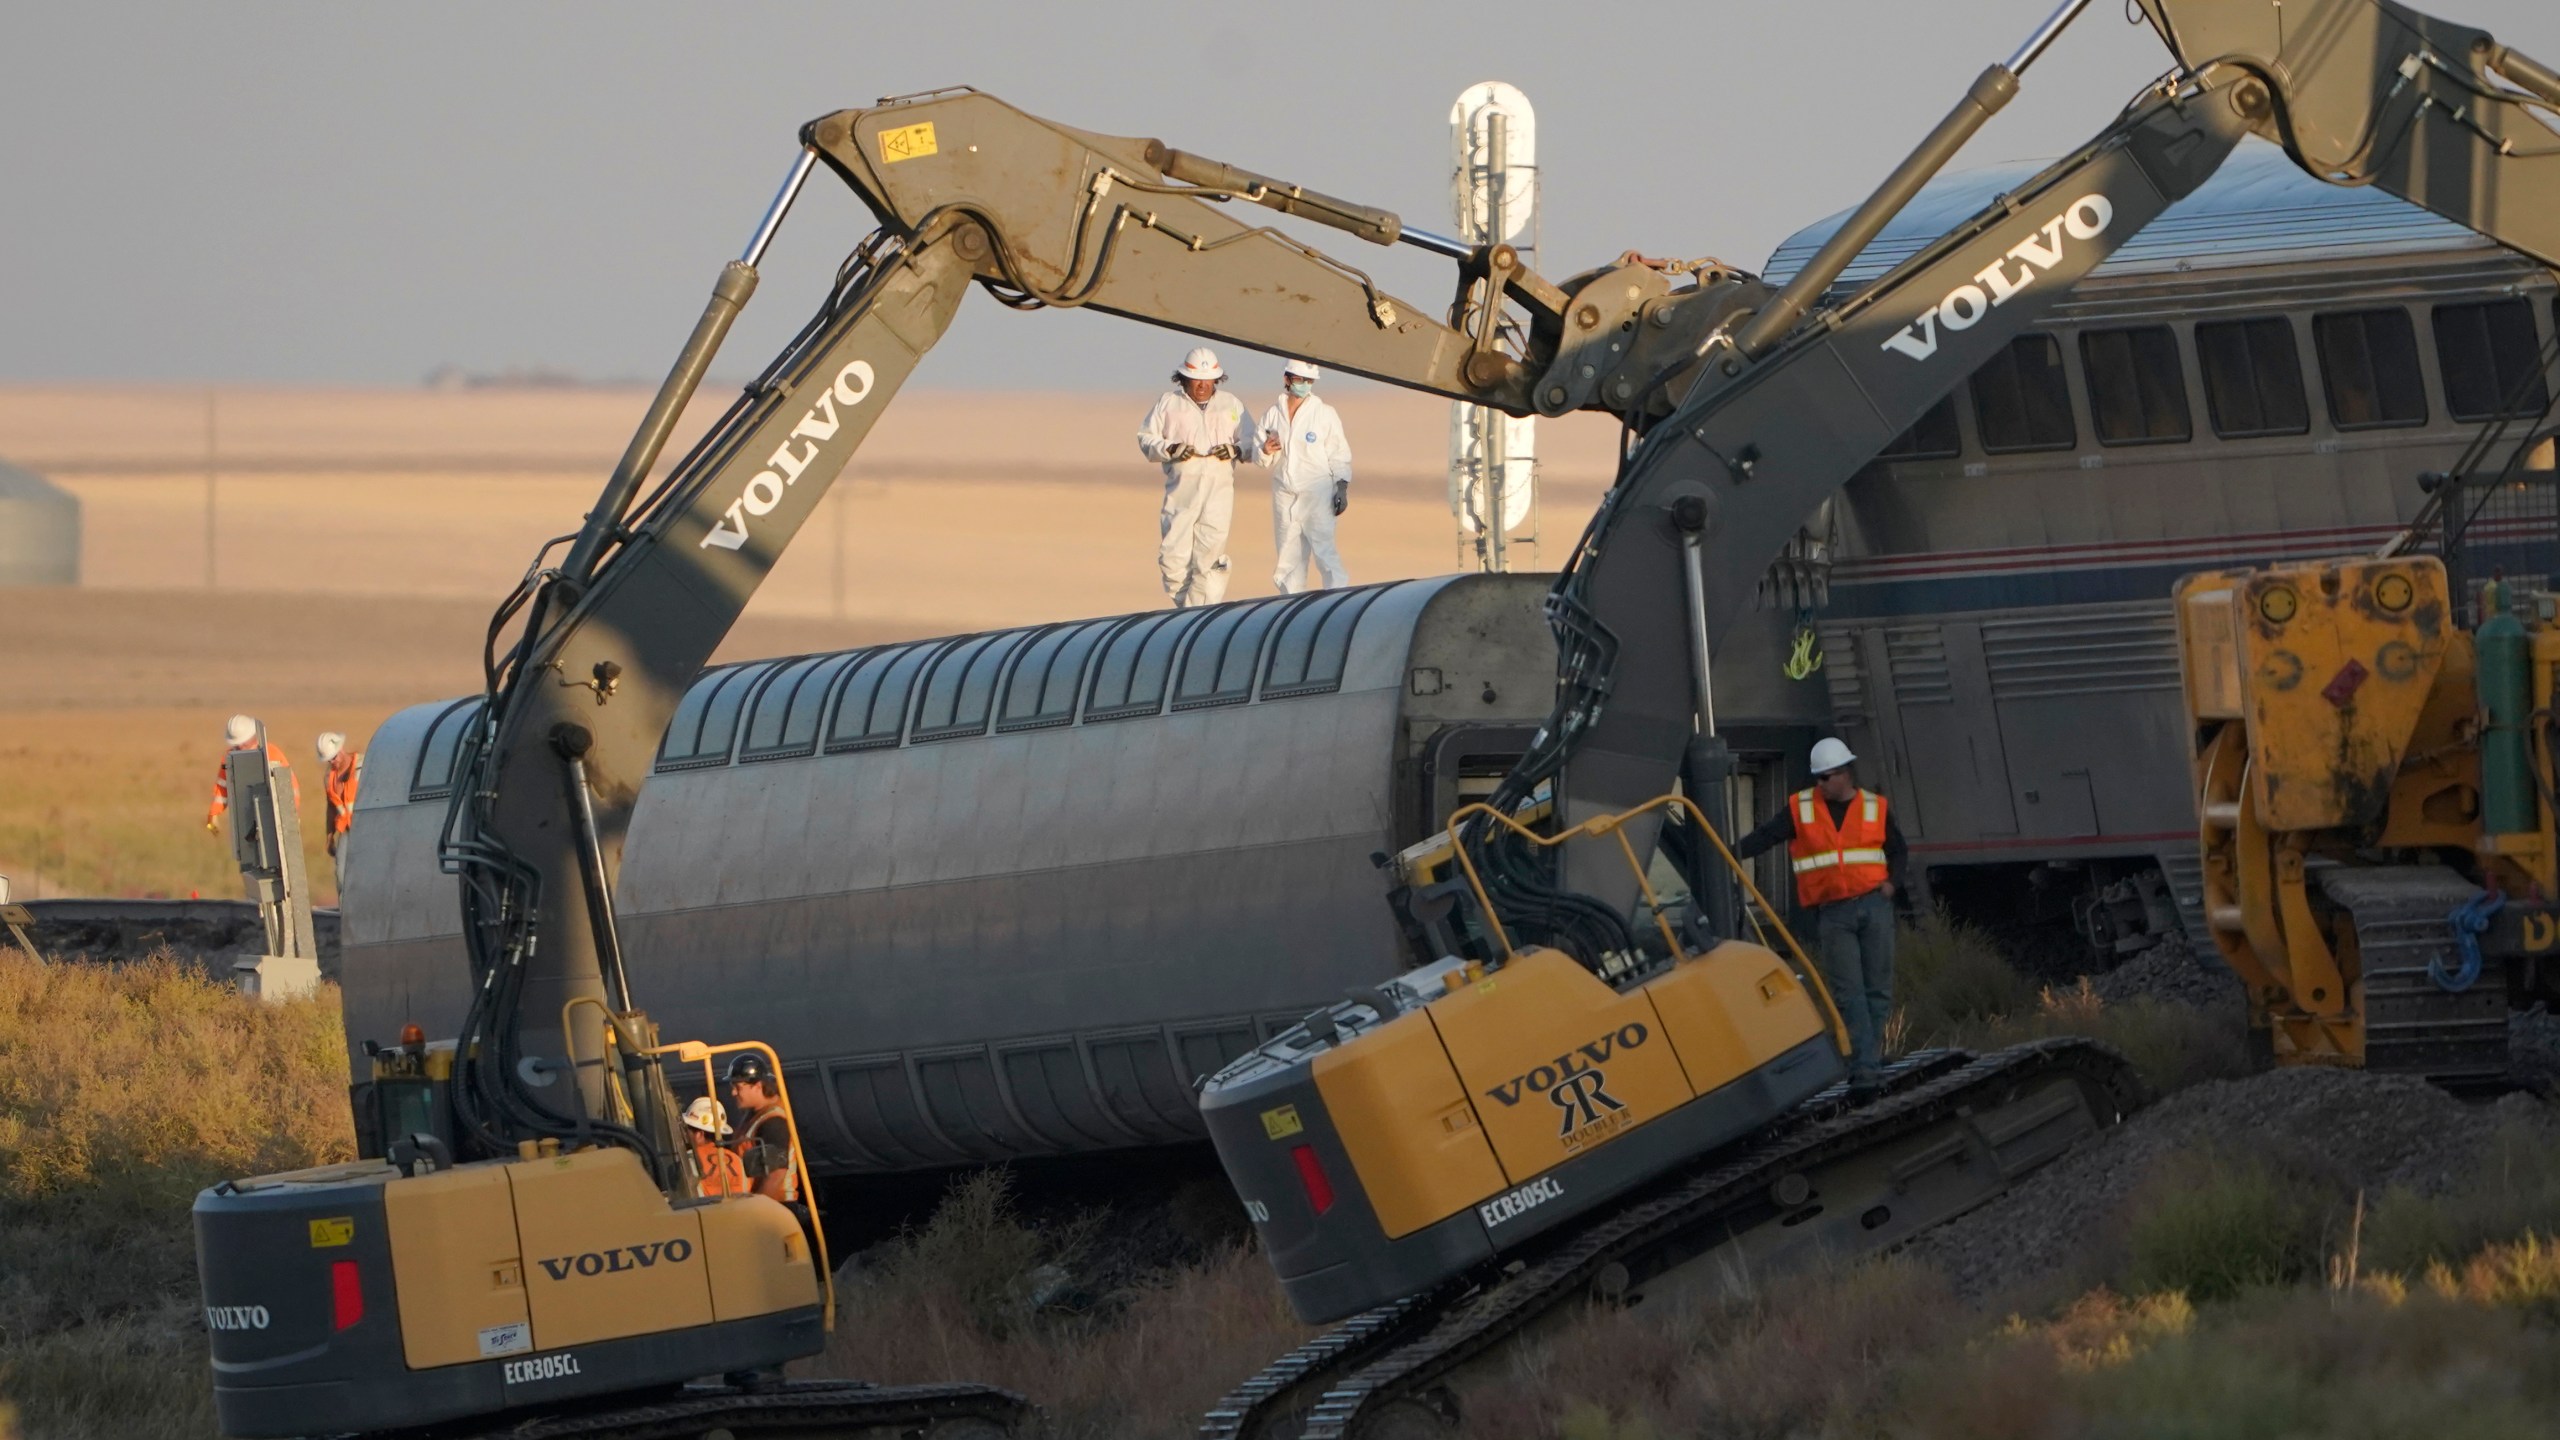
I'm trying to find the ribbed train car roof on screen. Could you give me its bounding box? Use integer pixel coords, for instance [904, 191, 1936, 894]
[1762, 139, 2494, 290]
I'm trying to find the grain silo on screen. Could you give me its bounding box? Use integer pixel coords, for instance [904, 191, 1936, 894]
[0, 458, 79, 585]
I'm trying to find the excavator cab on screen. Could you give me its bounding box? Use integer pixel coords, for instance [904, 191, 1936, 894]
[193, 1030, 829, 1438]
[1202, 796, 1851, 1322]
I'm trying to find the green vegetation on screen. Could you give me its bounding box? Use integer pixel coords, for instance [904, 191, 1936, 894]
[1889, 911, 2250, 1094]
[2120, 1152, 2329, 1301]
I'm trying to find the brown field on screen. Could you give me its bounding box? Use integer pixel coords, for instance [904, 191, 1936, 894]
[0, 384, 1617, 630]
[0, 383, 1615, 900]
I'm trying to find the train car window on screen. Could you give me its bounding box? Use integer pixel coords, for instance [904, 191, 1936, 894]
[913, 630, 1030, 741]
[656, 662, 771, 771]
[2195, 318, 2310, 438]
[2433, 299, 2552, 422]
[1875, 393, 1962, 460]
[1174, 596, 1292, 710]
[408, 698, 486, 801]
[2080, 326, 2191, 446]
[2314, 308, 2428, 429]
[1084, 612, 1190, 720]
[777, 652, 860, 757]
[1969, 334, 2076, 453]
[997, 619, 1113, 731]
[738, 654, 831, 760]
[824, 642, 937, 752]
[1264, 584, 1386, 698]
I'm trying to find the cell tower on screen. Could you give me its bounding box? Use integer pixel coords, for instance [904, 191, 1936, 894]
[1448, 82, 1539, 573]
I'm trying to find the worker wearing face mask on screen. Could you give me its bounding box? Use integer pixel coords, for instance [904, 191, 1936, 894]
[1256, 360, 1353, 593]
[1137, 347, 1259, 608]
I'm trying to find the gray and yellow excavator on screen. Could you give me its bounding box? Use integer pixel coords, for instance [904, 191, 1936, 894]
[190, 0, 2555, 1437]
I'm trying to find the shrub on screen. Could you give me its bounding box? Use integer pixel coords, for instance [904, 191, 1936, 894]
[819, 1173, 1310, 1440]
[0, 947, 352, 1440]
[2364, 1120, 2560, 1274]
[1991, 983, 2253, 1095]
[1893, 910, 2037, 1044]
[0, 951, 353, 1207]
[2121, 1152, 2329, 1301]
[1885, 917, 2250, 1097]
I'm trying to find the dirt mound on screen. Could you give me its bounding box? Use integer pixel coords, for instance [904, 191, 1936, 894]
[20, 899, 340, 980]
[2090, 937, 2245, 1017]
[2513, 1005, 2560, 1092]
[1903, 1065, 2557, 1302]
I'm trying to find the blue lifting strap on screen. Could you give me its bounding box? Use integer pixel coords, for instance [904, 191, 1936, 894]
[2434, 889, 2503, 993]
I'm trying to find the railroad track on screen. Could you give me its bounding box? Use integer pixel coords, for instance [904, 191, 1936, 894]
[13, 897, 341, 974]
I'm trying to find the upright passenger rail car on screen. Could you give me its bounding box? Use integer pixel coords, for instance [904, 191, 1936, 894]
[1745, 142, 2559, 945]
[340, 575, 1557, 1175]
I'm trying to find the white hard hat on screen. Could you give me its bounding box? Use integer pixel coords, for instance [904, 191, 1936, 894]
[1177, 346, 1224, 381]
[1808, 737, 1857, 776]
[316, 732, 346, 763]
[1282, 359, 1321, 381]
[681, 1096, 733, 1137]
[225, 714, 258, 746]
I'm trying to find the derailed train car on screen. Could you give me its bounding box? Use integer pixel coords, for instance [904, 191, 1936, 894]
[340, 575, 1558, 1173]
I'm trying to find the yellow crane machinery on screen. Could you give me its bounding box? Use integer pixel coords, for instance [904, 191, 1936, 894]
[2178, 547, 2560, 1081]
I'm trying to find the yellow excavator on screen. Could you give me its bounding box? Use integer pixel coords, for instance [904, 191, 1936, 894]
[191, 0, 2555, 1435]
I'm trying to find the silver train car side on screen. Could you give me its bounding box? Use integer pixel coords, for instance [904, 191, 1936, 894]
[1731, 142, 2559, 942]
[341, 576, 1558, 1174]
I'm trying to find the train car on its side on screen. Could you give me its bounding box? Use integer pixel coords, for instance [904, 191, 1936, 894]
[339, 575, 1557, 1174]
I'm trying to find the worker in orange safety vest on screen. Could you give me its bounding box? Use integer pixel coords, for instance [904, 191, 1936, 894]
[1733, 737, 1905, 1096]
[206, 714, 299, 833]
[316, 731, 362, 890]
[681, 1096, 751, 1198]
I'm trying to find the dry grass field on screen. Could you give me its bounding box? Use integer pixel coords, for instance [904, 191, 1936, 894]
[0, 589, 935, 903]
[0, 382, 1614, 900]
[7, 940, 2553, 1440]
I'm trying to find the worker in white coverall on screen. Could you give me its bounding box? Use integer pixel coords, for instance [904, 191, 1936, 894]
[1256, 360, 1353, 593]
[1137, 347, 1259, 608]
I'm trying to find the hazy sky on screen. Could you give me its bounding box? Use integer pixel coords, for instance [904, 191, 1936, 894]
[5, 0, 2550, 390]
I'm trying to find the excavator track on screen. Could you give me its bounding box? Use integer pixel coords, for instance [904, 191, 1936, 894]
[379, 1379, 1035, 1440]
[2317, 866, 2513, 1085]
[1204, 1040, 2136, 1440]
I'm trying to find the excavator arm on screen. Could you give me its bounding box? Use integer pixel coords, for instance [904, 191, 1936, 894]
[443, 0, 2560, 1156]
[1470, 0, 2560, 934]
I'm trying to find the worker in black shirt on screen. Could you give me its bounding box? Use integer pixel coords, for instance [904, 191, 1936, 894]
[1732, 738, 1904, 1095]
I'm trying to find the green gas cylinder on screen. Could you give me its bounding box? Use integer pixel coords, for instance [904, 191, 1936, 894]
[2478, 585, 2534, 837]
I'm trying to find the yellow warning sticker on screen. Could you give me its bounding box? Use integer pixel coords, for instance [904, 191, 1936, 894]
[1260, 1104, 1304, 1141]
[309, 1216, 355, 1248]
[879, 121, 938, 164]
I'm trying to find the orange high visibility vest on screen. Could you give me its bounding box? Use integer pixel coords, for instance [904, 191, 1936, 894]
[692, 1139, 750, 1198]
[323, 752, 362, 837]
[1787, 787, 1890, 907]
[208, 743, 299, 823]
